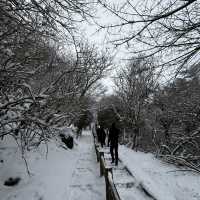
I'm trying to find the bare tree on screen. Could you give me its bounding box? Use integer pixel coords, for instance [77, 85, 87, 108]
[114, 57, 157, 149]
[98, 0, 199, 73]
[0, 36, 112, 143]
[0, 0, 110, 161]
[132, 69, 200, 173]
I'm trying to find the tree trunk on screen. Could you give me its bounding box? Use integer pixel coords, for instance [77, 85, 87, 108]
[132, 127, 139, 150]
[164, 129, 170, 145]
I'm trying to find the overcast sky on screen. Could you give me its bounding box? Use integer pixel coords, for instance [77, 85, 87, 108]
[79, 1, 130, 94]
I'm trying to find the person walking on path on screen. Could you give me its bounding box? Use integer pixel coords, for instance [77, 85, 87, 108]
[99, 126, 106, 147]
[108, 122, 119, 166]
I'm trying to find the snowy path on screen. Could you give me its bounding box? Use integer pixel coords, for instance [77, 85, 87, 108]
[0, 130, 105, 200]
[68, 131, 105, 200]
[2, 129, 199, 200]
[101, 148, 153, 200]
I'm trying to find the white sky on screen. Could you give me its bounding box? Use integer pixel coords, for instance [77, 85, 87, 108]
[79, 0, 173, 94]
[79, 1, 130, 94]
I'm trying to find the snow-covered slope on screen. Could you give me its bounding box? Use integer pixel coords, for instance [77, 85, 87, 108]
[119, 146, 200, 200]
[0, 135, 79, 200]
[0, 130, 105, 200]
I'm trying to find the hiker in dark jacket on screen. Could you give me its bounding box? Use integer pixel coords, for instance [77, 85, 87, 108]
[108, 122, 119, 166]
[99, 126, 106, 147]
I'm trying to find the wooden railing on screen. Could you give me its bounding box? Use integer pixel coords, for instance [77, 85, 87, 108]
[94, 141, 121, 200]
[106, 169, 121, 200]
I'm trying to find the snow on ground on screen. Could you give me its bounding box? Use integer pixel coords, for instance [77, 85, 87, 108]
[2, 128, 199, 200]
[68, 131, 105, 200]
[0, 130, 105, 200]
[102, 147, 153, 200]
[119, 145, 200, 200]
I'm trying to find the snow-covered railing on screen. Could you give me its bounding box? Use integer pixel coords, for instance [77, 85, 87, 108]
[107, 170, 121, 200]
[93, 138, 100, 162]
[94, 142, 121, 200]
[100, 153, 121, 200]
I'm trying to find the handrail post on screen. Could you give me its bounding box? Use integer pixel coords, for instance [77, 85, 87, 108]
[100, 151, 104, 176]
[95, 144, 100, 162]
[105, 167, 112, 200]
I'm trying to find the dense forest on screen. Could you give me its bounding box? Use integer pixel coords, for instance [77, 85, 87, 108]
[1, 0, 200, 173]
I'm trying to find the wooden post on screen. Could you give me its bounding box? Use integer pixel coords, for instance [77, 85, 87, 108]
[100, 151, 104, 176]
[95, 144, 99, 162]
[105, 167, 112, 200]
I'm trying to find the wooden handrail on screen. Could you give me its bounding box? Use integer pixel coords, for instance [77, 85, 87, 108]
[93, 135, 121, 200]
[104, 166, 121, 200]
[94, 143, 100, 162]
[107, 171, 121, 200]
[100, 152, 104, 176]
